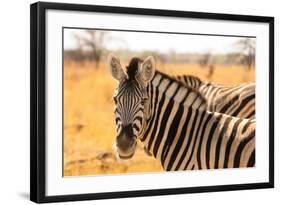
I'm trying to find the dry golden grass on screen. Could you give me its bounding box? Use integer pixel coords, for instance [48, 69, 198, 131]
[63, 60, 255, 176]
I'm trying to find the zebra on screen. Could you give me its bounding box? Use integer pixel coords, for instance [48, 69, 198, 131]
[174, 75, 255, 119]
[107, 54, 255, 171]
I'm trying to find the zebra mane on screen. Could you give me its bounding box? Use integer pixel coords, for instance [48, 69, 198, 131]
[125, 57, 143, 81]
[175, 75, 203, 84]
[154, 70, 207, 107]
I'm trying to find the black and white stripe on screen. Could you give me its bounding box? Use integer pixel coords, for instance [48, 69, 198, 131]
[174, 75, 255, 119]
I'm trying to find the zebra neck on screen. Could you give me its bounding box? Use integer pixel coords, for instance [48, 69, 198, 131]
[139, 72, 207, 138]
[138, 71, 208, 169]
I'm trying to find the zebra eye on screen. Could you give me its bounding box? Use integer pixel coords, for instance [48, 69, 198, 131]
[140, 99, 146, 106]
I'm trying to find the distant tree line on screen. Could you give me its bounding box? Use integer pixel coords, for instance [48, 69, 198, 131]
[64, 49, 254, 66]
[65, 30, 255, 71]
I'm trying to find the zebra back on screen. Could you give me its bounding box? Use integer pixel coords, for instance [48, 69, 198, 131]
[174, 75, 255, 119]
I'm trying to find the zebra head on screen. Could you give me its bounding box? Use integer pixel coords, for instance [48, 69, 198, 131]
[107, 54, 155, 159]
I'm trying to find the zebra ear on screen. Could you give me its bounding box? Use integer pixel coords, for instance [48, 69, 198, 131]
[138, 56, 155, 84]
[107, 53, 127, 82]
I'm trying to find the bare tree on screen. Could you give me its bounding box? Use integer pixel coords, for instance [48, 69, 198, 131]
[207, 64, 215, 79]
[198, 52, 215, 80]
[199, 52, 212, 68]
[235, 39, 255, 71]
[74, 30, 108, 68]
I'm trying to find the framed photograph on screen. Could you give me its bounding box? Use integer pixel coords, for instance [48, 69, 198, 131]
[30, 2, 274, 203]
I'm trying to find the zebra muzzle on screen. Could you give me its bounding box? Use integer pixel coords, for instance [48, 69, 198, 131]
[116, 124, 137, 159]
[116, 134, 136, 151]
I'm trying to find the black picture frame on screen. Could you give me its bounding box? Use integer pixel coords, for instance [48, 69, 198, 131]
[30, 1, 274, 203]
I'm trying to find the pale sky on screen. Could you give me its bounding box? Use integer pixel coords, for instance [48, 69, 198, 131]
[64, 28, 255, 54]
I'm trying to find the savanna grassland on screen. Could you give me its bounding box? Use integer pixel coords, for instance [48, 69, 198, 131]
[63, 60, 255, 177]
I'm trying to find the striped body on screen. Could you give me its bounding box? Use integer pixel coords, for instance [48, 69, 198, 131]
[139, 72, 255, 171]
[175, 75, 255, 119]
